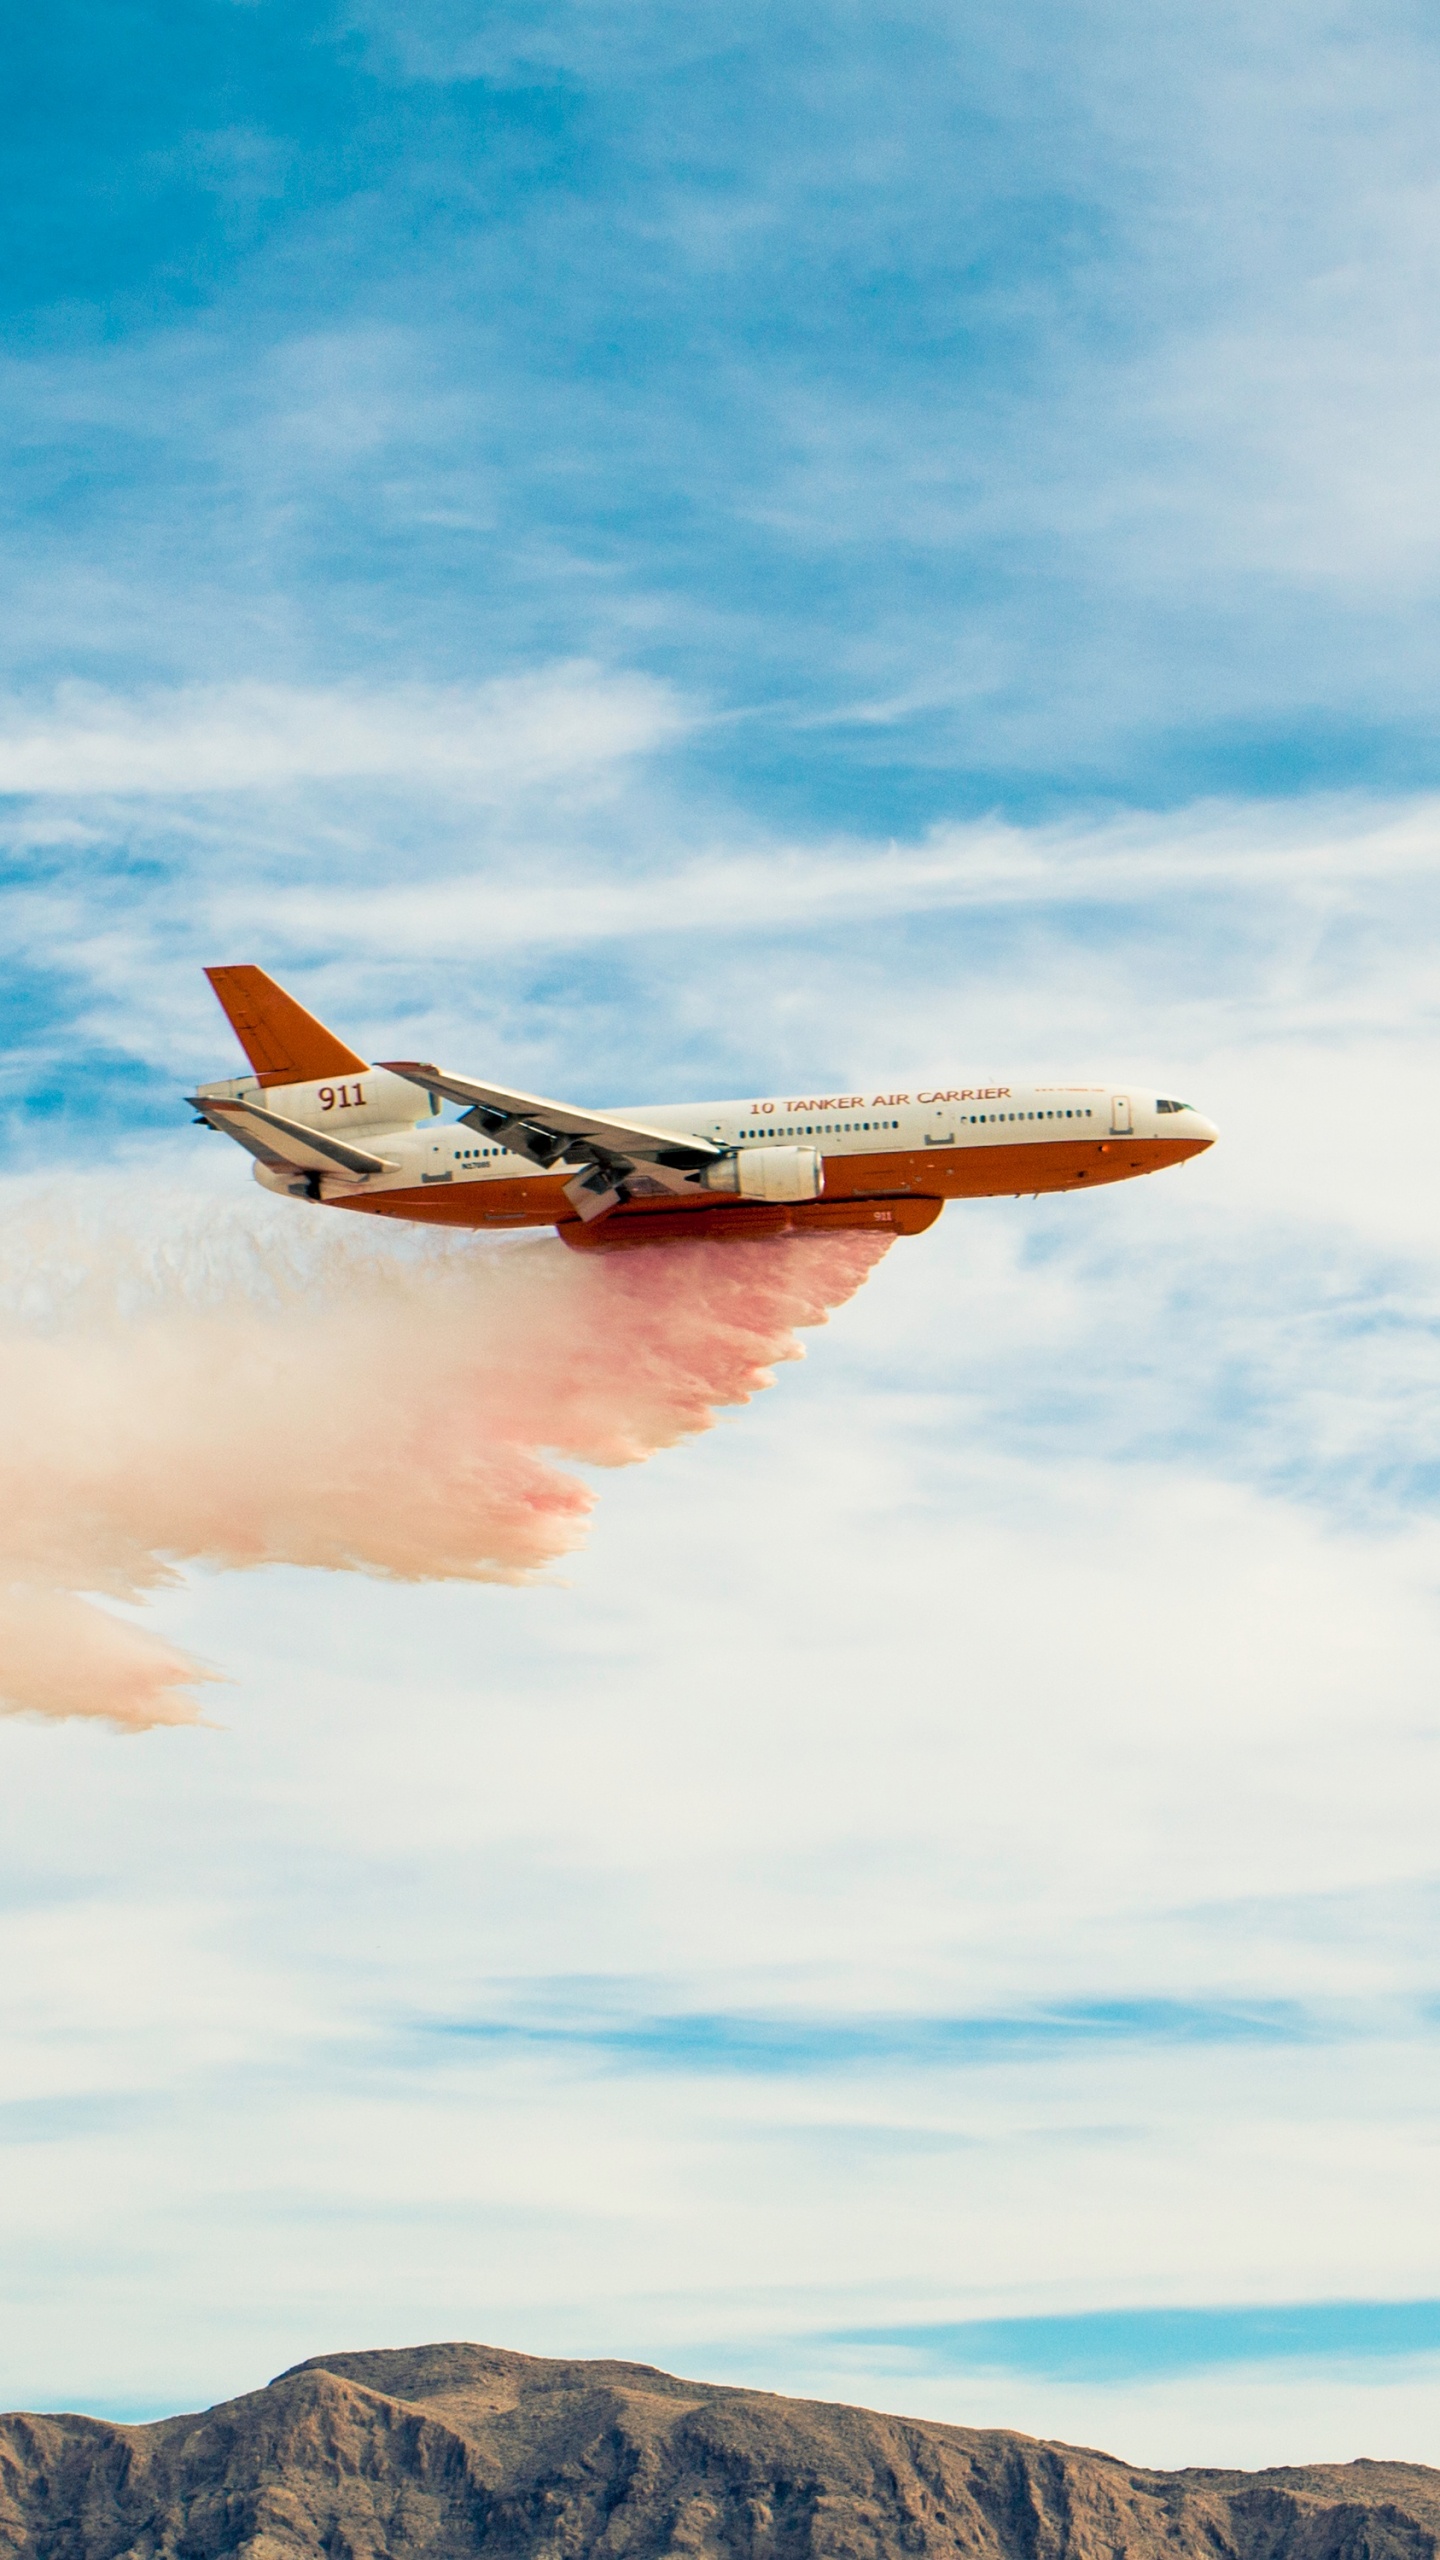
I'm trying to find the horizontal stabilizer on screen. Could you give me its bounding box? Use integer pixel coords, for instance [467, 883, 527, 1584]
[190, 1095, 396, 1178]
[205, 965, 369, 1088]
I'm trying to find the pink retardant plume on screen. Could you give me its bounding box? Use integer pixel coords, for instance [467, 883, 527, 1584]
[0, 1198, 890, 1729]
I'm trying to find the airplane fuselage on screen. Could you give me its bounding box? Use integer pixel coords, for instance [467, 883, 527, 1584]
[193, 1061, 1218, 1251]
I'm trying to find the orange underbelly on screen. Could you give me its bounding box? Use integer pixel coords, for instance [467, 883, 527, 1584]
[557, 1196, 945, 1252]
[337, 1172, 569, 1228]
[334, 1134, 1208, 1234]
[829, 1137, 1209, 1199]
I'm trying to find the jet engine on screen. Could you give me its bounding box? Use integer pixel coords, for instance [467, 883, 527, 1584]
[700, 1145, 824, 1204]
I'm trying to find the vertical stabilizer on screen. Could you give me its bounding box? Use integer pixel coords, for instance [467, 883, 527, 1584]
[204, 965, 370, 1088]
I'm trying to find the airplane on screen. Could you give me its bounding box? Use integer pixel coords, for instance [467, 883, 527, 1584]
[189, 965, 1219, 1252]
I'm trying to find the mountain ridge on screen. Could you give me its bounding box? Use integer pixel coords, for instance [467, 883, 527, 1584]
[1, 2340, 1437, 2560]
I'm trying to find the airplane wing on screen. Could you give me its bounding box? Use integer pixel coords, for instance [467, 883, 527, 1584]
[378, 1062, 723, 1163]
[189, 1094, 397, 1179]
[378, 1060, 725, 1221]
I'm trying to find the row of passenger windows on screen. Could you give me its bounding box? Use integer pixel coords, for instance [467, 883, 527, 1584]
[740, 1118, 901, 1139]
[739, 1108, 1094, 1139]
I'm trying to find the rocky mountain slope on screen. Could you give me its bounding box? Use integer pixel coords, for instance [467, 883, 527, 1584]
[1, 2341, 1437, 2560]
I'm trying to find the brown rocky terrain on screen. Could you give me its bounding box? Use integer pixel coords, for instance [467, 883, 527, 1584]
[1, 2342, 1437, 2560]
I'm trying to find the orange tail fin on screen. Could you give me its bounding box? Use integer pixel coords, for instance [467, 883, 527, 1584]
[204, 965, 369, 1088]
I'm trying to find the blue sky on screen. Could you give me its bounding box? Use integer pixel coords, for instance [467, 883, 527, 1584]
[5, 0, 1440, 2471]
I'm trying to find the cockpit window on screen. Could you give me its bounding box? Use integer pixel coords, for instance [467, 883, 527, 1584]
[1155, 1097, 1191, 1113]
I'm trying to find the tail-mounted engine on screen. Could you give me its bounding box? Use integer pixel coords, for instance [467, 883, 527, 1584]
[700, 1145, 824, 1204]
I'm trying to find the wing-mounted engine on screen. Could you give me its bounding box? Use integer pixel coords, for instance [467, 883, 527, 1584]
[699, 1146, 824, 1204]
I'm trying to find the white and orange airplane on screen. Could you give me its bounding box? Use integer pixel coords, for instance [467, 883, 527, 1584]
[190, 965, 1218, 1252]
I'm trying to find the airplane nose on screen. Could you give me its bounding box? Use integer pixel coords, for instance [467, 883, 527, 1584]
[1186, 1112, 1219, 1147]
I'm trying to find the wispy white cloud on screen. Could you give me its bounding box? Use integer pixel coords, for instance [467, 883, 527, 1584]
[0, 667, 688, 797]
[250, 790, 1440, 951]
